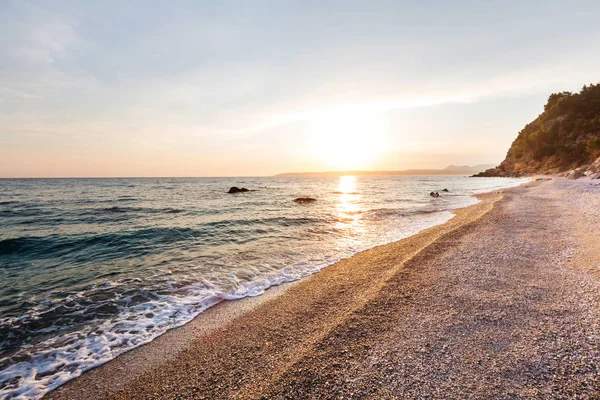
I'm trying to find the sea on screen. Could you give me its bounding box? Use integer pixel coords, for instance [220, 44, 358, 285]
[0, 175, 525, 399]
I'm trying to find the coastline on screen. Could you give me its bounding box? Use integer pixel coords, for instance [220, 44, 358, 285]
[47, 177, 600, 398]
[46, 186, 507, 399]
[0, 176, 524, 399]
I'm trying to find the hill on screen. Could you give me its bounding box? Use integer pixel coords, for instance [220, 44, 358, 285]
[475, 83, 600, 178]
[275, 165, 496, 177]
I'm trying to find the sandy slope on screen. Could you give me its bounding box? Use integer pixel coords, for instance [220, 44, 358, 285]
[47, 178, 600, 399]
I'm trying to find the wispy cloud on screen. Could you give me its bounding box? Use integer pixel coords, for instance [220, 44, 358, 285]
[13, 20, 79, 65]
[1, 2, 81, 65]
[1, 1, 600, 176]
[0, 1, 89, 104]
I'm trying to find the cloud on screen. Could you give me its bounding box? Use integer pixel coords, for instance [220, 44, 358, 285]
[13, 19, 79, 65]
[0, 2, 89, 105]
[1, 2, 81, 65]
[233, 57, 600, 138]
[1, 1, 600, 176]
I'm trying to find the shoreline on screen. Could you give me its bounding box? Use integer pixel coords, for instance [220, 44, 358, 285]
[0, 176, 527, 399]
[46, 184, 511, 399]
[47, 177, 600, 398]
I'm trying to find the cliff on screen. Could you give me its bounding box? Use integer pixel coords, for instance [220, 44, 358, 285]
[475, 83, 600, 178]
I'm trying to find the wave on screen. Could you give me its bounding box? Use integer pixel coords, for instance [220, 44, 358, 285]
[0, 261, 332, 399]
[0, 216, 326, 259]
[0, 228, 199, 259]
[0, 208, 56, 218]
[94, 206, 184, 214]
[71, 197, 139, 205]
[363, 207, 444, 220]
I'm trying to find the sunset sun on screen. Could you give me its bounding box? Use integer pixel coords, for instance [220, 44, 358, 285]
[310, 112, 386, 171]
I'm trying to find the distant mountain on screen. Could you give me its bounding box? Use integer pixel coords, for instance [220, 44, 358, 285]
[274, 164, 496, 177]
[443, 164, 497, 174]
[475, 83, 600, 177]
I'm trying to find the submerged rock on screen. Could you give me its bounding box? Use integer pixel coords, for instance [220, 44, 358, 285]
[294, 197, 317, 204]
[228, 187, 250, 194]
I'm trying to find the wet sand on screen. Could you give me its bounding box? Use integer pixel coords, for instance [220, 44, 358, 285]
[47, 178, 600, 399]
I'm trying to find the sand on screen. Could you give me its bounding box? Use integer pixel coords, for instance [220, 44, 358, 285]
[46, 178, 600, 399]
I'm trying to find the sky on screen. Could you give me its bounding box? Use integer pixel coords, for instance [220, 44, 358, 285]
[1, 0, 599, 177]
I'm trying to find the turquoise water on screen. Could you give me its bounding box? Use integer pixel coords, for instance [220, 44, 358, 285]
[0, 175, 525, 399]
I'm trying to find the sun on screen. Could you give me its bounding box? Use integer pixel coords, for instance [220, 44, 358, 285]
[308, 112, 387, 171]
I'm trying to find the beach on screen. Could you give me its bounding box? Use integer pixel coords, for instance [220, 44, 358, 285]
[46, 177, 600, 399]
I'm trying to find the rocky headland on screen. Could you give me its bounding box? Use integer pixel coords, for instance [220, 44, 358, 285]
[475, 83, 600, 179]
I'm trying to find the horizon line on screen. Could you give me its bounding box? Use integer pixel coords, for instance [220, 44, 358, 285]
[0, 164, 499, 179]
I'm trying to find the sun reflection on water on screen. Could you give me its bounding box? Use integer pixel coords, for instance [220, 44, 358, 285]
[335, 176, 363, 232]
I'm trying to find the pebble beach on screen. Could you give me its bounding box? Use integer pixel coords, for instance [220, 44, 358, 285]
[47, 177, 600, 399]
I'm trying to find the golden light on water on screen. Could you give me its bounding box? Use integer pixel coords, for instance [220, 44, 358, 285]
[335, 176, 363, 232]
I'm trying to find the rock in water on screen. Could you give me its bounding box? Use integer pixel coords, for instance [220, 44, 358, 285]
[294, 197, 316, 204]
[442, 188, 449, 192]
[228, 187, 250, 194]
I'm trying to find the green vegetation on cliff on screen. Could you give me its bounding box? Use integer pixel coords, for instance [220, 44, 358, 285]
[478, 83, 600, 176]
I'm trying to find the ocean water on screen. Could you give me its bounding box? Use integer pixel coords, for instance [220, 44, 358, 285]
[0, 175, 525, 399]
